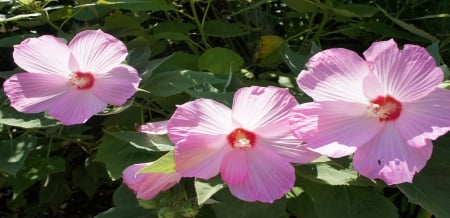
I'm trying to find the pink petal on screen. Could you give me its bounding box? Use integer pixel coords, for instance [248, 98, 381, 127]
[46, 90, 107, 125]
[396, 88, 450, 147]
[297, 48, 372, 103]
[69, 30, 128, 74]
[220, 149, 248, 184]
[92, 65, 141, 105]
[227, 146, 295, 203]
[257, 135, 320, 164]
[174, 134, 231, 179]
[137, 121, 169, 135]
[363, 39, 443, 102]
[167, 99, 234, 144]
[13, 35, 71, 75]
[122, 163, 181, 200]
[3, 73, 70, 113]
[353, 123, 432, 185]
[290, 101, 384, 158]
[231, 86, 298, 133]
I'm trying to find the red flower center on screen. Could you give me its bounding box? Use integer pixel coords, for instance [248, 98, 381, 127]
[70, 72, 95, 90]
[227, 128, 256, 149]
[368, 96, 402, 121]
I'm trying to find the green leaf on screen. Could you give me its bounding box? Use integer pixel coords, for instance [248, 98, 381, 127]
[0, 34, 37, 47]
[296, 162, 359, 185]
[203, 20, 250, 37]
[332, 4, 378, 18]
[103, 11, 144, 37]
[255, 35, 285, 68]
[195, 176, 226, 205]
[95, 206, 154, 218]
[72, 161, 109, 199]
[0, 134, 36, 176]
[0, 107, 60, 128]
[283, 44, 307, 73]
[198, 47, 244, 74]
[152, 21, 196, 41]
[98, 0, 174, 12]
[298, 178, 398, 218]
[212, 189, 287, 218]
[104, 130, 173, 151]
[138, 150, 175, 174]
[94, 134, 159, 180]
[287, 192, 318, 218]
[397, 139, 450, 218]
[282, 0, 317, 13]
[377, 5, 438, 42]
[426, 41, 441, 66]
[144, 70, 227, 97]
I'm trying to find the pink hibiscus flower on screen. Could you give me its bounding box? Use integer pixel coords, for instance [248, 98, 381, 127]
[167, 86, 320, 203]
[3, 29, 141, 125]
[123, 121, 181, 200]
[290, 39, 450, 185]
[123, 163, 181, 200]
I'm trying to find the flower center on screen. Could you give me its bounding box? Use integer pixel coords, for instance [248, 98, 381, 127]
[70, 72, 95, 90]
[227, 128, 256, 149]
[368, 96, 402, 121]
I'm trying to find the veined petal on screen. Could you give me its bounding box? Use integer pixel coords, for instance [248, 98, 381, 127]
[167, 99, 234, 144]
[137, 121, 169, 135]
[69, 30, 128, 74]
[290, 101, 383, 158]
[122, 163, 181, 200]
[363, 39, 443, 102]
[220, 150, 248, 184]
[92, 65, 141, 105]
[13, 35, 71, 75]
[297, 48, 372, 103]
[396, 88, 450, 147]
[47, 90, 107, 125]
[353, 123, 432, 185]
[232, 86, 298, 132]
[227, 146, 295, 203]
[3, 73, 70, 113]
[174, 134, 231, 179]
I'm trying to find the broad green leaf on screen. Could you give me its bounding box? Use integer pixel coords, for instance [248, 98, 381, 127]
[152, 21, 196, 41]
[138, 150, 175, 174]
[203, 20, 251, 37]
[377, 5, 438, 42]
[282, 0, 317, 13]
[298, 178, 398, 218]
[426, 41, 441, 66]
[332, 4, 378, 18]
[103, 11, 144, 37]
[212, 189, 287, 218]
[98, 0, 174, 12]
[296, 163, 359, 185]
[95, 206, 154, 218]
[0, 134, 35, 176]
[255, 35, 285, 67]
[198, 47, 244, 74]
[350, 21, 423, 42]
[126, 36, 152, 73]
[0, 33, 37, 47]
[114, 184, 140, 206]
[195, 176, 226, 205]
[72, 161, 109, 199]
[283, 44, 307, 73]
[104, 130, 173, 151]
[287, 192, 318, 218]
[94, 134, 159, 180]
[5, 156, 65, 194]
[152, 51, 198, 72]
[144, 70, 227, 97]
[0, 107, 60, 128]
[439, 80, 450, 89]
[397, 139, 450, 218]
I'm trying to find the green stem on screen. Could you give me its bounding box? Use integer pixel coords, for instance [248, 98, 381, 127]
[189, 0, 211, 49]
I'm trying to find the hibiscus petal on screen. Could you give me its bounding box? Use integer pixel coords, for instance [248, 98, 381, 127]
[137, 121, 169, 135]
[257, 135, 320, 164]
[46, 90, 107, 125]
[122, 163, 181, 200]
[297, 48, 372, 103]
[231, 86, 298, 132]
[167, 99, 234, 144]
[13, 35, 71, 75]
[227, 146, 295, 203]
[290, 101, 384, 158]
[220, 149, 248, 184]
[353, 123, 432, 185]
[396, 88, 450, 147]
[174, 134, 231, 179]
[92, 65, 140, 105]
[3, 73, 70, 113]
[363, 39, 443, 102]
[69, 30, 128, 74]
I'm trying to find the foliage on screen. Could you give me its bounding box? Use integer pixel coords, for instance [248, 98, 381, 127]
[1, 0, 450, 217]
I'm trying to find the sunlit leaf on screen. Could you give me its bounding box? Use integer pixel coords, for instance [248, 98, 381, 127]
[195, 176, 226, 205]
[198, 47, 244, 74]
[138, 150, 175, 174]
[0, 107, 60, 128]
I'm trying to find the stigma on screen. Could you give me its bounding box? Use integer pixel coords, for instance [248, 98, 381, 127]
[227, 128, 256, 149]
[368, 96, 402, 121]
[70, 72, 95, 90]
